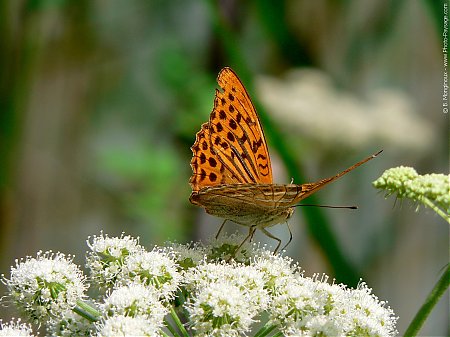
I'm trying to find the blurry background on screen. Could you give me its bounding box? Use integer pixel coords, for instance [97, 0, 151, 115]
[0, 0, 448, 335]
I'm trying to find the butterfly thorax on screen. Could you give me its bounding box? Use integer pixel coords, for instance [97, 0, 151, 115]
[190, 183, 298, 229]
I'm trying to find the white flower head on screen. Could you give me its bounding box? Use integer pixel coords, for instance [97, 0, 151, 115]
[164, 241, 207, 270]
[269, 275, 324, 331]
[205, 232, 263, 263]
[86, 232, 145, 290]
[342, 281, 398, 337]
[101, 284, 167, 324]
[2, 251, 87, 324]
[186, 281, 256, 337]
[285, 314, 344, 337]
[0, 318, 35, 337]
[96, 314, 162, 337]
[185, 261, 270, 336]
[118, 248, 182, 301]
[269, 274, 397, 337]
[47, 309, 93, 337]
[253, 250, 298, 292]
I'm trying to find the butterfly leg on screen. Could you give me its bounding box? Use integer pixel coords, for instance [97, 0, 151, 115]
[215, 219, 228, 239]
[260, 228, 282, 254]
[280, 221, 293, 252]
[227, 226, 256, 262]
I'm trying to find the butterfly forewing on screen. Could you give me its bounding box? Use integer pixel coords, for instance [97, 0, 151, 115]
[189, 67, 273, 193]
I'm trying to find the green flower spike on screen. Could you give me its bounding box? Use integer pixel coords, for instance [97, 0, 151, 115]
[373, 166, 449, 223]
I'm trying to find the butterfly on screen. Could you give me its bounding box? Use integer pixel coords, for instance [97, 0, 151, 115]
[189, 67, 381, 254]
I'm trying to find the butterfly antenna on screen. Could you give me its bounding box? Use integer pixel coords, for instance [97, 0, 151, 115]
[295, 204, 357, 209]
[293, 150, 383, 203]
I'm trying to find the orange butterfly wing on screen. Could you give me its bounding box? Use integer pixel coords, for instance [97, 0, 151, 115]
[190, 67, 273, 192]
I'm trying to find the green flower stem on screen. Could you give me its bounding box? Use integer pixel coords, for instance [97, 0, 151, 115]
[169, 305, 190, 337]
[254, 322, 278, 337]
[160, 331, 171, 337]
[163, 318, 179, 337]
[73, 299, 101, 322]
[403, 264, 450, 337]
[419, 196, 450, 224]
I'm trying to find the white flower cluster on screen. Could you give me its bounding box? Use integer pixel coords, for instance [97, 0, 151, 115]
[0, 319, 34, 337]
[1, 251, 87, 325]
[85, 232, 145, 289]
[184, 262, 269, 336]
[1, 233, 398, 337]
[270, 276, 396, 337]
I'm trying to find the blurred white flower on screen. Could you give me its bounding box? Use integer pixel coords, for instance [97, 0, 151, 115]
[256, 68, 434, 153]
[0, 319, 35, 337]
[1, 251, 87, 325]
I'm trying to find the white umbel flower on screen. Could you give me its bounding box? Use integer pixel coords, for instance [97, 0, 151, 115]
[0, 319, 35, 337]
[205, 232, 257, 263]
[342, 282, 398, 337]
[47, 309, 93, 336]
[101, 284, 167, 325]
[118, 248, 182, 301]
[96, 314, 161, 337]
[86, 233, 145, 289]
[2, 251, 86, 324]
[269, 273, 397, 337]
[186, 280, 255, 337]
[165, 242, 206, 270]
[185, 261, 270, 336]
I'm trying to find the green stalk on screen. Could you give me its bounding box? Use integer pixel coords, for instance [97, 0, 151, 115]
[160, 331, 171, 337]
[420, 197, 450, 224]
[170, 306, 190, 337]
[163, 318, 180, 337]
[403, 265, 450, 337]
[254, 322, 278, 337]
[271, 332, 284, 337]
[73, 300, 101, 322]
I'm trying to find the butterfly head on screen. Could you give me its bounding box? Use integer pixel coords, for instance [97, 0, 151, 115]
[283, 207, 295, 222]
